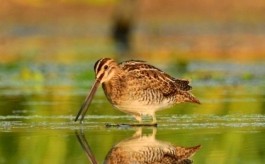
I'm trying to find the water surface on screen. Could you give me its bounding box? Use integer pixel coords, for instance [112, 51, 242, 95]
[0, 61, 264, 164]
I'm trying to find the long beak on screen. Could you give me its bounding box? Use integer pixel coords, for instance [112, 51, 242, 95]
[75, 79, 101, 123]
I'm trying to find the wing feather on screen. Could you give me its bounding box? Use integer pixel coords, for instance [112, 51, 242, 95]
[119, 61, 192, 96]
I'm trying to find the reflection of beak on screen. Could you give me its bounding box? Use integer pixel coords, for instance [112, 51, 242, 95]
[75, 130, 98, 164]
[75, 79, 101, 123]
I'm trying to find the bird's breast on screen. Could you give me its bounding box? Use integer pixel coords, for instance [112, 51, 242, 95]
[101, 75, 177, 114]
[102, 78, 126, 105]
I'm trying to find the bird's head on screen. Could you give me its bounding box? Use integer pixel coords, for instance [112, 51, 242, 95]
[94, 58, 118, 83]
[75, 58, 118, 123]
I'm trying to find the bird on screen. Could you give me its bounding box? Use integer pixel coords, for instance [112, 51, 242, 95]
[75, 58, 200, 125]
[75, 127, 201, 164]
[104, 128, 201, 164]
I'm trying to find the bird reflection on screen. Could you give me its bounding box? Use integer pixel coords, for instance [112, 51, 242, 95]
[75, 130, 98, 164]
[104, 128, 201, 164]
[76, 128, 201, 164]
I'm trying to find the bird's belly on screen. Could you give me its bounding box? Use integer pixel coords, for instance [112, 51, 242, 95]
[103, 82, 175, 115]
[114, 100, 173, 116]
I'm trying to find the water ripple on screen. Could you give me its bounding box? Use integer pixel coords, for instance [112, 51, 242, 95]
[0, 114, 264, 132]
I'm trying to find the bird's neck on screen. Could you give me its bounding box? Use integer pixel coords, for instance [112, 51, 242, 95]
[102, 72, 125, 104]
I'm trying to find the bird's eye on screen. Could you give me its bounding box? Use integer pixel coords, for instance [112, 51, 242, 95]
[104, 65, 109, 70]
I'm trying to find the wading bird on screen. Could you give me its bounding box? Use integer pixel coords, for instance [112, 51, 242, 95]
[75, 58, 200, 125]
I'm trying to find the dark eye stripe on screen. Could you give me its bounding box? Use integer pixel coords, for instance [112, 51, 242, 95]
[94, 58, 111, 73]
[94, 59, 102, 72]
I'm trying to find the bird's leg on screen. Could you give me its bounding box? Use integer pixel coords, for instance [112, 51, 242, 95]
[147, 127, 157, 140]
[105, 114, 157, 127]
[151, 113, 158, 126]
[105, 114, 142, 127]
[129, 114, 157, 127]
[151, 127, 157, 137]
[132, 127, 142, 138]
[134, 114, 142, 123]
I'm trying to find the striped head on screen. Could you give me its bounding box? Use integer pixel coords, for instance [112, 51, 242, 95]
[94, 58, 118, 83]
[75, 58, 118, 123]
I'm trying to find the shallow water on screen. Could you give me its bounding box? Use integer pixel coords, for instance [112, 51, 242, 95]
[0, 61, 264, 164]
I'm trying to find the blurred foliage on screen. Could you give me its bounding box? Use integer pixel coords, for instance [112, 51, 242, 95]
[1, 0, 265, 63]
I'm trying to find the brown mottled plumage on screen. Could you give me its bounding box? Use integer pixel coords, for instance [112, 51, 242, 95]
[75, 58, 200, 124]
[104, 128, 201, 164]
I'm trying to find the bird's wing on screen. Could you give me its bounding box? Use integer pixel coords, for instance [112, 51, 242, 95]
[119, 60, 191, 97]
[174, 78, 192, 91]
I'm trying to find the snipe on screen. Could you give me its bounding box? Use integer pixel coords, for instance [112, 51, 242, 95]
[75, 58, 200, 125]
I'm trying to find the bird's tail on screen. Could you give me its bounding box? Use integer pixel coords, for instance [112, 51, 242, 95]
[177, 91, 201, 104]
[186, 93, 201, 104]
[175, 145, 201, 159]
